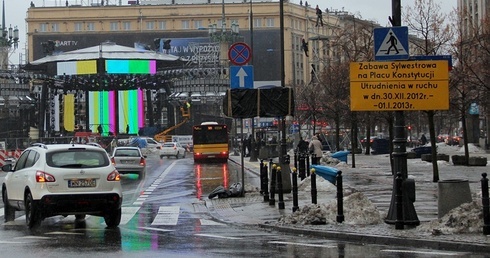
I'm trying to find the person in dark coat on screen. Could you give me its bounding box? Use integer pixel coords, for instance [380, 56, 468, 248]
[420, 134, 427, 145]
[315, 5, 324, 27]
[297, 136, 309, 154]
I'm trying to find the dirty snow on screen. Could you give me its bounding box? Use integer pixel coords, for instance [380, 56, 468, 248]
[276, 143, 488, 234]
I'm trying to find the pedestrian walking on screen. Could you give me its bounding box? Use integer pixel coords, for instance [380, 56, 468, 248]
[297, 136, 309, 154]
[420, 134, 427, 145]
[308, 136, 323, 165]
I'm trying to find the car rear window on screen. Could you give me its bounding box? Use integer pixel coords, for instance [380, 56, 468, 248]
[163, 143, 175, 147]
[114, 149, 141, 157]
[47, 149, 110, 168]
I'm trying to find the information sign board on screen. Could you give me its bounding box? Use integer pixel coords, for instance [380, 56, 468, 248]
[349, 60, 449, 111]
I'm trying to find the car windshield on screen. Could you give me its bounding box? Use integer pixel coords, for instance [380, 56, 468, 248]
[47, 150, 109, 168]
[114, 149, 141, 157]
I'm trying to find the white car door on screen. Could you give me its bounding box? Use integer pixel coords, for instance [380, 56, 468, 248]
[7, 150, 31, 202]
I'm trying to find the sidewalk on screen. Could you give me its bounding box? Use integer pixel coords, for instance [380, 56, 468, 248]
[206, 148, 490, 253]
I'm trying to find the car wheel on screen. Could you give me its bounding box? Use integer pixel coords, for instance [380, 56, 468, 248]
[104, 208, 121, 228]
[175, 151, 180, 159]
[2, 187, 15, 222]
[25, 191, 41, 229]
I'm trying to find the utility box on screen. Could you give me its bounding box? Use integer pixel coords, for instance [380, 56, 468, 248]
[437, 179, 472, 218]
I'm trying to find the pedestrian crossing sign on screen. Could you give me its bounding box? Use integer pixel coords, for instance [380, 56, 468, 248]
[374, 26, 409, 61]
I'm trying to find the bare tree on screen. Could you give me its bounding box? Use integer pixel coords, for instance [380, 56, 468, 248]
[403, 0, 454, 182]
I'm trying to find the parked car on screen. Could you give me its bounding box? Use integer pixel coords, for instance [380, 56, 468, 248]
[1, 143, 122, 229]
[128, 136, 163, 155]
[160, 142, 186, 159]
[110, 146, 146, 178]
[445, 136, 461, 146]
[360, 137, 378, 148]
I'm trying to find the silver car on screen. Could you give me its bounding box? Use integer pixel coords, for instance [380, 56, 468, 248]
[110, 147, 146, 178]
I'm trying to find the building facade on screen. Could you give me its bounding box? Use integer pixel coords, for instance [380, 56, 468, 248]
[25, 0, 341, 135]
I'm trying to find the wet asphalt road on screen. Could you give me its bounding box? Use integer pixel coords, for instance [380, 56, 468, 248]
[0, 153, 487, 257]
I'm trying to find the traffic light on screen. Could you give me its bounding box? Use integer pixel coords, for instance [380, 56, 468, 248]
[407, 125, 412, 131]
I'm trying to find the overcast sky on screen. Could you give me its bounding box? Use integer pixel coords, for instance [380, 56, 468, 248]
[6, 0, 456, 65]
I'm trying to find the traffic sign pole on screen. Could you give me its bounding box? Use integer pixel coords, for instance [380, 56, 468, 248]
[384, 0, 420, 228]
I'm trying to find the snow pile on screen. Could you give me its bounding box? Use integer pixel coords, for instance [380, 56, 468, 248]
[297, 174, 357, 196]
[320, 152, 342, 166]
[277, 192, 383, 226]
[417, 200, 483, 235]
[322, 192, 383, 225]
[297, 175, 337, 192]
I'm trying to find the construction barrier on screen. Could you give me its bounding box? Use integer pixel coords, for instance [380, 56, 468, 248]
[0, 150, 23, 166]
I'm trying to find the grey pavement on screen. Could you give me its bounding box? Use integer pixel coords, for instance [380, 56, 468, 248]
[205, 147, 490, 253]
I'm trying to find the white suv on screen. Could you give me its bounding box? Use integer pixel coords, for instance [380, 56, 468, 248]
[1, 143, 122, 229]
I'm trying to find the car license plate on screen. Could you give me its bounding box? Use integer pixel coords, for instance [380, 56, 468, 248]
[68, 179, 96, 188]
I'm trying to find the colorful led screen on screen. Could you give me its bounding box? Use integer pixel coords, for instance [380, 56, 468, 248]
[86, 60, 155, 135]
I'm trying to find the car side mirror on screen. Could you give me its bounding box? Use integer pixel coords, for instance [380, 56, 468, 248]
[2, 163, 13, 172]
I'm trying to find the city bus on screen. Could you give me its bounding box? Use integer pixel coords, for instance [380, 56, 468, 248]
[192, 122, 229, 163]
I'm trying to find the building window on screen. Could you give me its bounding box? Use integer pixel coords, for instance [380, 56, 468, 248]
[122, 21, 131, 31]
[266, 18, 274, 27]
[182, 20, 190, 29]
[74, 22, 83, 32]
[51, 23, 59, 32]
[146, 21, 155, 30]
[86, 22, 95, 31]
[253, 18, 262, 27]
[110, 22, 118, 31]
[194, 20, 203, 29]
[40, 23, 48, 32]
[158, 21, 166, 30]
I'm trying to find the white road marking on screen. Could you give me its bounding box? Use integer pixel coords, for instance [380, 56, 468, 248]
[120, 206, 141, 225]
[139, 226, 174, 232]
[0, 240, 28, 244]
[268, 241, 337, 248]
[199, 219, 226, 226]
[381, 249, 464, 256]
[194, 233, 242, 240]
[131, 161, 178, 206]
[15, 236, 53, 240]
[45, 231, 85, 235]
[151, 206, 180, 226]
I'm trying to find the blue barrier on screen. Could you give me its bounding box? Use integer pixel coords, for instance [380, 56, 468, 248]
[311, 165, 339, 185]
[412, 146, 432, 158]
[331, 151, 349, 163]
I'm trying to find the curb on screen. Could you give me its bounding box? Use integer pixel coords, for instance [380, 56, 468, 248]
[258, 224, 490, 253]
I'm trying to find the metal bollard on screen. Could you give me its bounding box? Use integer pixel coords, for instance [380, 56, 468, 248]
[306, 153, 310, 177]
[260, 160, 265, 194]
[395, 172, 404, 230]
[294, 150, 298, 170]
[336, 170, 344, 223]
[263, 163, 269, 202]
[269, 164, 277, 206]
[311, 168, 317, 204]
[298, 152, 306, 180]
[277, 166, 285, 209]
[482, 173, 490, 235]
[292, 167, 299, 212]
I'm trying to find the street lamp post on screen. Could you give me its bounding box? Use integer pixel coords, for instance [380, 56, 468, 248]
[0, 0, 19, 70]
